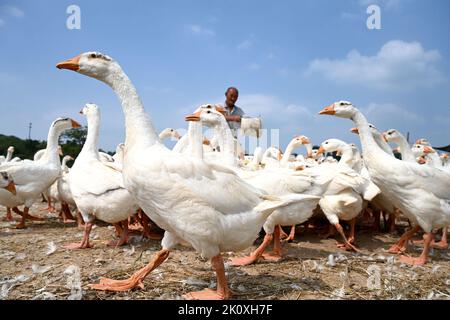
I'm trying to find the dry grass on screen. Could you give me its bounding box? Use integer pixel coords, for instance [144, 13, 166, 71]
[0, 204, 449, 300]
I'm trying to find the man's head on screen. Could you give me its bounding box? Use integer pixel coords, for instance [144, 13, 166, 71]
[225, 87, 239, 107]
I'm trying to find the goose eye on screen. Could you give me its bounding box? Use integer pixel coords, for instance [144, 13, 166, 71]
[170, 129, 173, 132]
[207, 110, 211, 114]
[90, 53, 97, 58]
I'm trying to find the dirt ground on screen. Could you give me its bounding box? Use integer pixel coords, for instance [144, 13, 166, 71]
[0, 203, 449, 300]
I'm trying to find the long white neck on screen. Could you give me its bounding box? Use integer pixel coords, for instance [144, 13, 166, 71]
[212, 118, 237, 167]
[5, 149, 13, 162]
[79, 111, 101, 159]
[187, 121, 203, 159]
[304, 143, 313, 158]
[353, 112, 391, 163]
[61, 156, 71, 172]
[281, 141, 298, 166]
[104, 66, 160, 151]
[337, 144, 354, 169]
[373, 132, 394, 156]
[41, 125, 63, 165]
[392, 134, 415, 162]
[173, 134, 188, 153]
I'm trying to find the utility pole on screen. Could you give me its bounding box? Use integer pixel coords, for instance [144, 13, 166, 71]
[28, 122, 32, 140]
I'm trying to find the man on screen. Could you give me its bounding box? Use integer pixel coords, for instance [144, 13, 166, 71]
[222, 87, 245, 137]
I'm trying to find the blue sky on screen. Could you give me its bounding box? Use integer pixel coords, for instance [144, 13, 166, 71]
[0, 0, 449, 153]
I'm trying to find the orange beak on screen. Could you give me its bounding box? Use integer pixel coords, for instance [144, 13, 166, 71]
[423, 146, 434, 154]
[71, 119, 82, 128]
[382, 133, 388, 143]
[295, 165, 305, 171]
[301, 137, 310, 145]
[319, 104, 335, 115]
[56, 55, 81, 71]
[415, 139, 421, 144]
[350, 127, 359, 134]
[316, 145, 326, 156]
[5, 181, 16, 195]
[185, 111, 201, 122]
[202, 138, 210, 146]
[174, 132, 181, 140]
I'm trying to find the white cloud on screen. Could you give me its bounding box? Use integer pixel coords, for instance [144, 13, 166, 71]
[188, 24, 215, 36]
[306, 40, 444, 90]
[237, 40, 252, 51]
[247, 63, 261, 71]
[238, 94, 312, 120]
[361, 102, 420, 129]
[1, 5, 25, 18]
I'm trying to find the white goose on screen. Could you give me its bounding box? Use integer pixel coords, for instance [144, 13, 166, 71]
[383, 129, 416, 163]
[66, 103, 137, 249]
[320, 101, 450, 265]
[351, 126, 398, 232]
[315, 139, 375, 250]
[57, 51, 313, 299]
[0, 147, 15, 164]
[0, 118, 80, 228]
[184, 107, 322, 264]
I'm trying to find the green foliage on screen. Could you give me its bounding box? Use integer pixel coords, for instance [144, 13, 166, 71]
[0, 134, 46, 160]
[59, 126, 88, 158]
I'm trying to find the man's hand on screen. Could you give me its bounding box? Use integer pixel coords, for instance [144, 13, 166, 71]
[225, 115, 242, 122]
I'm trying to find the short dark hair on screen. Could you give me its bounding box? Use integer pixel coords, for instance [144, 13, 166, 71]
[225, 87, 239, 95]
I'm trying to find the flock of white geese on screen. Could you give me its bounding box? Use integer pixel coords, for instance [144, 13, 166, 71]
[0, 51, 449, 300]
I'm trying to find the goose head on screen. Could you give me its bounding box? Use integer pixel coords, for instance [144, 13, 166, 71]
[317, 138, 346, 156]
[415, 138, 430, 146]
[52, 117, 81, 133]
[319, 101, 357, 119]
[58, 145, 63, 156]
[195, 104, 227, 116]
[411, 144, 427, 157]
[186, 107, 224, 126]
[79, 103, 100, 118]
[57, 52, 118, 81]
[383, 129, 403, 143]
[7, 146, 14, 154]
[160, 128, 181, 140]
[350, 123, 380, 136]
[289, 135, 312, 156]
[0, 172, 16, 195]
[441, 153, 449, 165]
